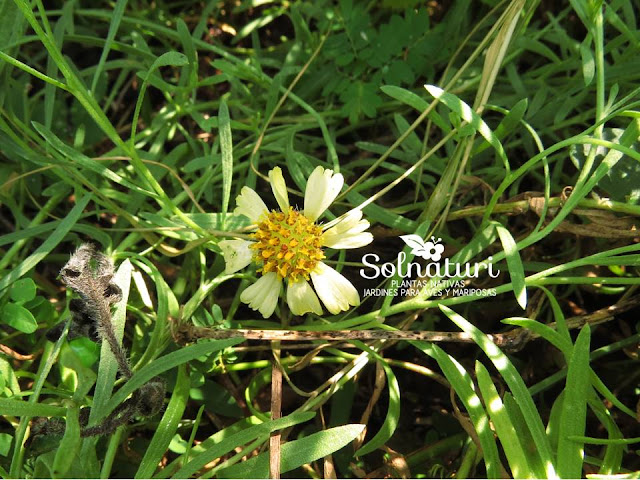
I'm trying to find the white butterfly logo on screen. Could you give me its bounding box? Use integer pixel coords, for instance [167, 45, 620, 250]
[400, 235, 445, 261]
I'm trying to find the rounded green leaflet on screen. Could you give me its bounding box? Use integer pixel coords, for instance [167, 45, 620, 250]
[9, 278, 36, 303]
[2, 303, 38, 334]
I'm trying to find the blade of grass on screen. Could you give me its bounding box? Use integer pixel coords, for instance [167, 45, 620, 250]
[504, 392, 547, 478]
[0, 399, 66, 417]
[172, 412, 316, 479]
[104, 338, 243, 416]
[90, 0, 127, 93]
[410, 341, 502, 479]
[557, 326, 591, 479]
[218, 98, 233, 225]
[494, 222, 527, 309]
[216, 424, 365, 479]
[353, 344, 401, 457]
[135, 363, 190, 479]
[0, 194, 91, 292]
[52, 404, 81, 478]
[476, 362, 533, 479]
[438, 304, 557, 478]
[86, 259, 132, 425]
[424, 84, 509, 172]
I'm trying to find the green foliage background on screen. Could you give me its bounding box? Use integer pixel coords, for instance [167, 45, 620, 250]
[1, 0, 640, 478]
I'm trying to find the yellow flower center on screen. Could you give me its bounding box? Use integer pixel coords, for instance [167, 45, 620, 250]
[251, 207, 324, 282]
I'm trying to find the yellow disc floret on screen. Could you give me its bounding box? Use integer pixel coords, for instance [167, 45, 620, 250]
[251, 207, 324, 282]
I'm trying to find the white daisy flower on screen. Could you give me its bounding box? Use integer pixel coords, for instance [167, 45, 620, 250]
[219, 166, 373, 318]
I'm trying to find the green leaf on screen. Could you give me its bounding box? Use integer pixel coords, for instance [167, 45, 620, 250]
[176, 19, 198, 87]
[2, 303, 37, 333]
[345, 190, 416, 232]
[131, 51, 188, 142]
[0, 399, 66, 417]
[437, 305, 557, 478]
[0, 433, 12, 457]
[136, 364, 190, 479]
[104, 338, 243, 417]
[217, 424, 365, 479]
[579, 37, 595, 86]
[172, 412, 316, 479]
[569, 127, 640, 203]
[90, 0, 128, 93]
[218, 98, 233, 222]
[474, 99, 528, 156]
[68, 338, 100, 368]
[354, 360, 400, 456]
[31, 122, 152, 197]
[476, 362, 533, 479]
[189, 380, 243, 418]
[424, 85, 509, 172]
[52, 405, 81, 477]
[504, 393, 547, 478]
[411, 341, 501, 478]
[0, 194, 91, 292]
[9, 278, 36, 303]
[381, 85, 451, 133]
[501, 318, 571, 354]
[86, 258, 133, 426]
[557, 326, 591, 479]
[342, 81, 383, 123]
[494, 222, 527, 309]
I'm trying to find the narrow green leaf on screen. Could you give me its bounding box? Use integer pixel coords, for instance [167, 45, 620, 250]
[494, 223, 527, 309]
[588, 399, 624, 474]
[424, 84, 509, 172]
[580, 37, 595, 86]
[501, 318, 571, 354]
[380, 85, 450, 133]
[104, 338, 243, 417]
[537, 286, 571, 343]
[136, 364, 190, 479]
[176, 19, 198, 87]
[87, 259, 133, 426]
[31, 122, 152, 197]
[0, 50, 68, 91]
[438, 305, 557, 478]
[131, 51, 188, 143]
[504, 393, 547, 478]
[354, 360, 400, 456]
[217, 424, 365, 479]
[476, 362, 533, 479]
[0, 399, 66, 417]
[410, 341, 502, 479]
[346, 190, 416, 232]
[0, 194, 90, 292]
[52, 405, 81, 477]
[172, 412, 316, 479]
[0, 433, 12, 457]
[557, 326, 591, 479]
[474, 99, 528, 156]
[218, 98, 233, 222]
[90, 0, 128, 93]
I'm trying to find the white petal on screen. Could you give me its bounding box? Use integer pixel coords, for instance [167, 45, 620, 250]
[269, 167, 289, 212]
[219, 239, 254, 273]
[240, 272, 282, 318]
[303, 166, 344, 222]
[310, 262, 360, 314]
[286, 279, 322, 316]
[322, 210, 373, 249]
[323, 232, 373, 249]
[234, 187, 268, 223]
